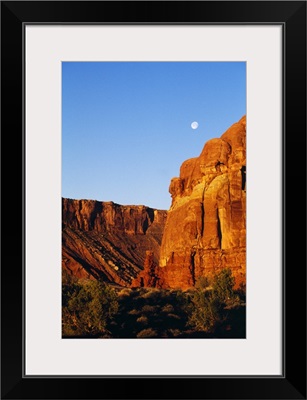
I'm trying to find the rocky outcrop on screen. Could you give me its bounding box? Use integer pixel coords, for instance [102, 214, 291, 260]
[62, 199, 167, 285]
[62, 116, 246, 290]
[159, 116, 246, 289]
[130, 250, 162, 288]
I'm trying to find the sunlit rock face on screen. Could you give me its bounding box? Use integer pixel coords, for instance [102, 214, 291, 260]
[159, 116, 246, 290]
[62, 199, 167, 285]
[62, 116, 246, 291]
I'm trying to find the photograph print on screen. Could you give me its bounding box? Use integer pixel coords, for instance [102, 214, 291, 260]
[62, 62, 246, 339]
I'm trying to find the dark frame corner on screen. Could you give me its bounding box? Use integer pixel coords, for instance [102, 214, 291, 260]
[1, 1, 306, 399]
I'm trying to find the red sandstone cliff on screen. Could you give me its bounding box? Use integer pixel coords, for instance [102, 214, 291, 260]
[158, 116, 246, 289]
[63, 116, 246, 290]
[62, 199, 167, 285]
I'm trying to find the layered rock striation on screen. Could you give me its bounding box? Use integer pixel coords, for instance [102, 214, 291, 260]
[62, 199, 167, 285]
[158, 116, 246, 289]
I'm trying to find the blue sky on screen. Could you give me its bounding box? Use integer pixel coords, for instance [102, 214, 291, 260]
[62, 62, 246, 210]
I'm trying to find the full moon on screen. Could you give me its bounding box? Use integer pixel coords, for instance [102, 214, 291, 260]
[191, 121, 199, 130]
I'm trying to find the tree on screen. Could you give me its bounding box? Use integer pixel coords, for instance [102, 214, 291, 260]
[188, 289, 223, 332]
[212, 268, 235, 302]
[188, 269, 235, 332]
[62, 278, 118, 337]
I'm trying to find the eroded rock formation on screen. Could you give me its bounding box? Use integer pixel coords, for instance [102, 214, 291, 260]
[62, 116, 246, 290]
[62, 199, 167, 285]
[130, 250, 162, 288]
[159, 116, 246, 289]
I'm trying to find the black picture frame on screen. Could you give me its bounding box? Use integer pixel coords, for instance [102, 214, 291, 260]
[1, 1, 306, 399]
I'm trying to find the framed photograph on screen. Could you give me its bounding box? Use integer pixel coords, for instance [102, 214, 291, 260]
[1, 1, 306, 399]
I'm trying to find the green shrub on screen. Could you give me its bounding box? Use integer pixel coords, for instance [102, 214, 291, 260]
[212, 268, 235, 302]
[141, 305, 157, 313]
[128, 309, 140, 316]
[161, 304, 174, 313]
[188, 290, 223, 332]
[142, 289, 160, 299]
[167, 329, 181, 337]
[136, 315, 148, 325]
[117, 288, 132, 298]
[195, 276, 210, 291]
[137, 328, 158, 338]
[188, 269, 235, 332]
[167, 313, 181, 320]
[237, 281, 246, 302]
[62, 279, 118, 337]
[173, 290, 191, 314]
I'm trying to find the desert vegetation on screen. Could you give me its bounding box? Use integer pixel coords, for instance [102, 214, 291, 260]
[62, 268, 245, 338]
[62, 273, 118, 337]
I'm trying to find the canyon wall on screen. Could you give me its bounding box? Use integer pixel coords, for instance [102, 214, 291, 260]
[62, 199, 167, 285]
[158, 116, 246, 289]
[62, 116, 246, 290]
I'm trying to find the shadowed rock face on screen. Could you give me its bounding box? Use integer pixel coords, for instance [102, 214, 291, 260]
[62, 199, 167, 285]
[158, 116, 246, 289]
